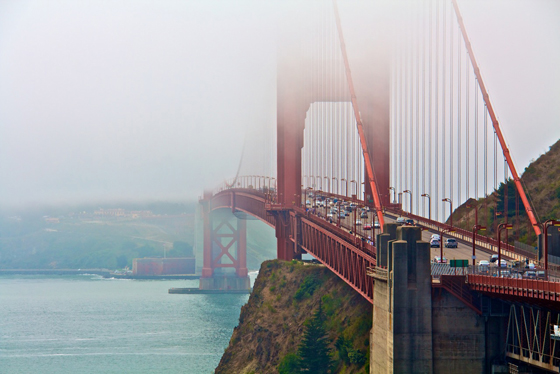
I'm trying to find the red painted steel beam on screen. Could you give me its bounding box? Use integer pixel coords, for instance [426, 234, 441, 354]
[298, 215, 375, 303]
[451, 0, 541, 236]
[333, 0, 385, 231]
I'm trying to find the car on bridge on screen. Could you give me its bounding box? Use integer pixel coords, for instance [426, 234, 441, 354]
[433, 256, 447, 264]
[355, 220, 362, 226]
[396, 217, 406, 225]
[374, 222, 381, 229]
[405, 218, 415, 225]
[363, 224, 372, 230]
[430, 238, 440, 248]
[444, 238, 458, 248]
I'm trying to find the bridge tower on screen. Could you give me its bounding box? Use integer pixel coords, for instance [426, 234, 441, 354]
[275, 1, 391, 260]
[200, 191, 250, 291]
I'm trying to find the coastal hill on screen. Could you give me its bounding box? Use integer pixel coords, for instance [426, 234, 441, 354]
[451, 138, 560, 245]
[216, 259, 371, 374]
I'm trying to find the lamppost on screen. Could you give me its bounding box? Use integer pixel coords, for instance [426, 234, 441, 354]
[440, 227, 455, 263]
[543, 220, 560, 277]
[403, 190, 412, 215]
[315, 176, 322, 190]
[472, 224, 487, 266]
[389, 187, 396, 203]
[442, 198, 453, 227]
[497, 223, 513, 270]
[337, 200, 342, 227]
[332, 177, 338, 195]
[350, 180, 358, 198]
[421, 193, 431, 220]
[324, 177, 330, 194]
[341, 178, 348, 197]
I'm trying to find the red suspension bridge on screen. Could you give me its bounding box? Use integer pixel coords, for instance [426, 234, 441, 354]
[198, 1, 560, 371]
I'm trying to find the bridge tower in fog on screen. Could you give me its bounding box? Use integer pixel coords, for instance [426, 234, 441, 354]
[199, 190, 249, 291]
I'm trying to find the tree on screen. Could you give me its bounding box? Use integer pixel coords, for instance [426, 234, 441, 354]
[297, 301, 333, 373]
[278, 353, 301, 374]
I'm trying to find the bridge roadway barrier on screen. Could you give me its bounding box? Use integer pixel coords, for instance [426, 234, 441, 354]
[385, 208, 536, 264]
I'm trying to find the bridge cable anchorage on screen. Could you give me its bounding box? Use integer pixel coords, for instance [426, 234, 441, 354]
[332, 0, 385, 230]
[451, 0, 541, 235]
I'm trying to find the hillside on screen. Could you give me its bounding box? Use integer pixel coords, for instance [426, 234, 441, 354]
[0, 202, 197, 270]
[452, 138, 560, 245]
[215, 260, 372, 374]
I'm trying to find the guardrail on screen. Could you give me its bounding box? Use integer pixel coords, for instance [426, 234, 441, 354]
[385, 208, 537, 264]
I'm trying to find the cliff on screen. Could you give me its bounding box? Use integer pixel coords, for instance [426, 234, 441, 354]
[215, 259, 372, 374]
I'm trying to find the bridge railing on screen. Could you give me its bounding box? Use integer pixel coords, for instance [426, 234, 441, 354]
[431, 263, 560, 283]
[385, 207, 537, 263]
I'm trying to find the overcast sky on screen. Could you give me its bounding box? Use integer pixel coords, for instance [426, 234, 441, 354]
[0, 0, 558, 208]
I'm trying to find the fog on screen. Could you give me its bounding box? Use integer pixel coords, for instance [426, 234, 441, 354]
[0, 0, 558, 208]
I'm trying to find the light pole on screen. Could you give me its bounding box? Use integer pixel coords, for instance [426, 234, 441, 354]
[350, 180, 358, 198]
[389, 187, 396, 203]
[403, 190, 412, 215]
[442, 198, 453, 227]
[314, 176, 321, 191]
[497, 223, 513, 270]
[324, 177, 330, 194]
[341, 178, 348, 197]
[472, 225, 487, 266]
[332, 177, 338, 195]
[421, 193, 431, 220]
[440, 227, 455, 263]
[543, 220, 560, 277]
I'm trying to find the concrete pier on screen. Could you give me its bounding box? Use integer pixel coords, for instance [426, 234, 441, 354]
[370, 224, 505, 373]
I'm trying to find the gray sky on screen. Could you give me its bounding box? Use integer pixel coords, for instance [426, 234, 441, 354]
[0, 0, 558, 208]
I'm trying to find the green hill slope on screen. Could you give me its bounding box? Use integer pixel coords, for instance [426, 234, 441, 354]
[216, 260, 371, 374]
[452, 138, 560, 245]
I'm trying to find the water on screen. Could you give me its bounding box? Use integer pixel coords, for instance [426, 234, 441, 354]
[0, 274, 254, 374]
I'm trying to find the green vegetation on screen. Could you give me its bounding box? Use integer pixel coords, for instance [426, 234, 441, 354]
[278, 301, 334, 373]
[453, 138, 560, 246]
[294, 274, 323, 301]
[216, 260, 371, 374]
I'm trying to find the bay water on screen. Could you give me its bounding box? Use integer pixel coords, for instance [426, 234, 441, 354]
[0, 274, 254, 374]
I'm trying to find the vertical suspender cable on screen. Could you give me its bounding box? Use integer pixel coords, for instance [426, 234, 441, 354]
[435, 0, 439, 221]
[449, 5, 454, 205]
[457, 18, 461, 205]
[421, 2, 426, 215]
[475, 79, 479, 199]
[484, 106, 488, 224]
[494, 132, 498, 191]
[400, 19, 405, 195]
[466, 55, 470, 202]
[415, 2, 420, 214]
[405, 4, 410, 200]
[442, 0, 446, 211]
[428, 0, 432, 217]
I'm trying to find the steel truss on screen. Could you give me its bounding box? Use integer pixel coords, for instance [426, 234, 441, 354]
[506, 303, 560, 372]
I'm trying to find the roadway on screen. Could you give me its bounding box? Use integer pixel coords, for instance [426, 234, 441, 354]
[305, 198, 507, 267]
